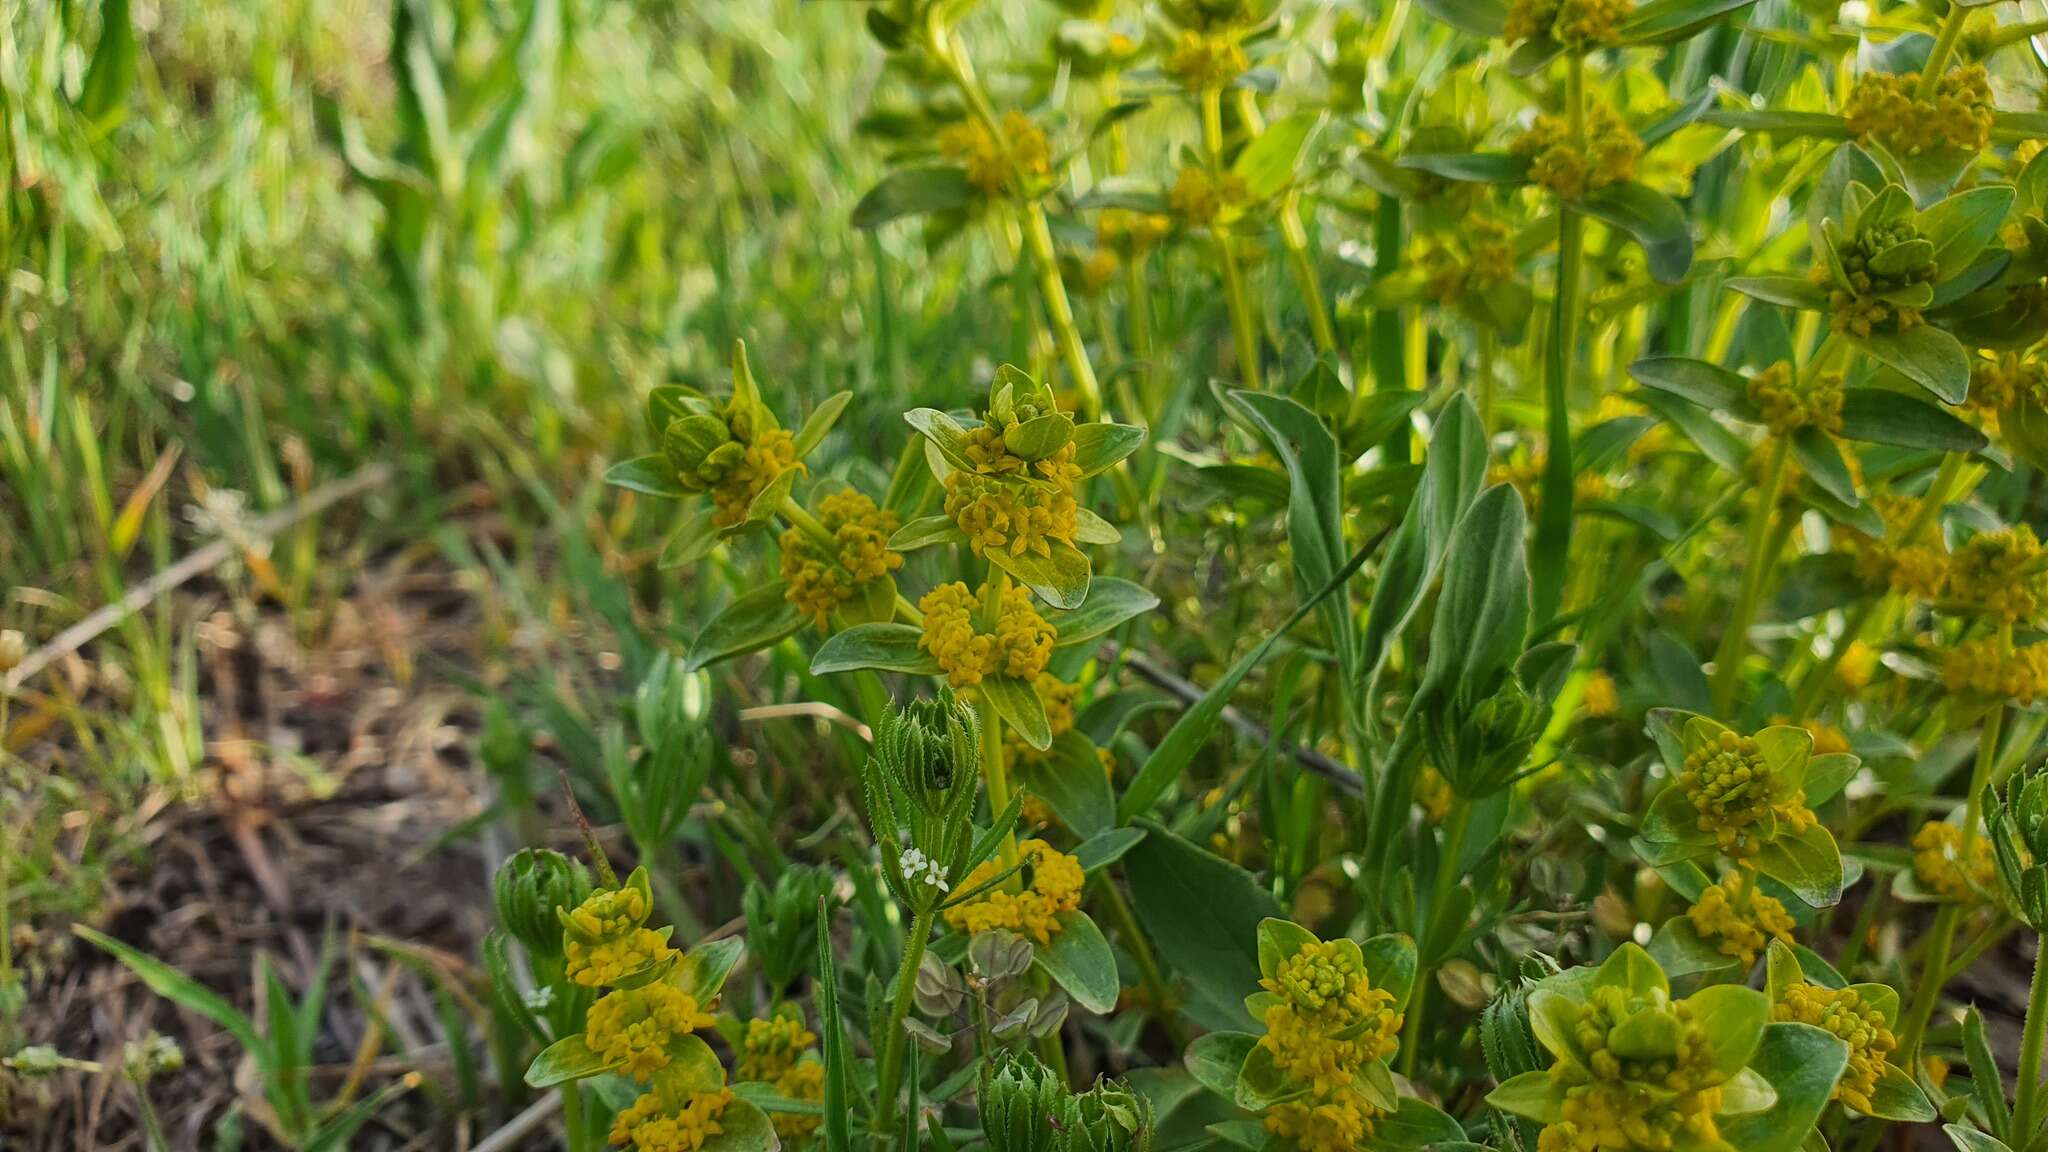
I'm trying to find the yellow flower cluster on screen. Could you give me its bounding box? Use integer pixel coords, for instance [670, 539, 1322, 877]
[1838, 494, 1947, 599]
[1942, 638, 2048, 705]
[586, 984, 718, 1082]
[1820, 218, 1936, 337]
[940, 112, 1052, 196]
[1912, 820, 1996, 902]
[1745, 364, 1843, 436]
[564, 885, 673, 988]
[1678, 730, 1817, 856]
[944, 430, 1083, 560]
[1099, 207, 1173, 252]
[1414, 765, 1455, 823]
[1504, 0, 1631, 49]
[1166, 30, 1248, 88]
[1581, 671, 1620, 718]
[1421, 218, 1517, 304]
[1968, 353, 2048, 415]
[737, 1016, 824, 1141]
[1256, 940, 1402, 1152]
[780, 490, 903, 628]
[709, 428, 798, 529]
[1948, 526, 2048, 624]
[1843, 66, 1995, 157]
[1170, 166, 1250, 227]
[611, 1082, 735, 1152]
[1686, 871, 1794, 968]
[1537, 987, 1727, 1152]
[1513, 105, 1641, 200]
[1773, 983, 1895, 1114]
[944, 837, 1086, 944]
[917, 582, 1055, 688]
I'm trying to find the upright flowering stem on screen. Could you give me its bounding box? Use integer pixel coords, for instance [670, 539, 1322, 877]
[874, 903, 938, 1134]
[980, 692, 1019, 870]
[1533, 56, 1586, 625]
[1919, 5, 1970, 98]
[1235, 88, 1339, 361]
[1711, 437, 1790, 714]
[1203, 85, 1264, 390]
[1898, 701, 2005, 1061]
[925, 17, 1102, 419]
[2019, 940, 2048, 1138]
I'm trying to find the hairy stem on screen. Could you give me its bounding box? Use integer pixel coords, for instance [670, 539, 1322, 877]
[874, 904, 939, 1133]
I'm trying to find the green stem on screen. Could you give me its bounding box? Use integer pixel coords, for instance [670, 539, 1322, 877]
[1279, 189, 1339, 359]
[1919, 3, 1970, 98]
[1533, 56, 1587, 626]
[1201, 85, 1263, 391]
[563, 1082, 589, 1152]
[1096, 874, 1189, 1047]
[1899, 703, 2005, 1061]
[1403, 800, 1473, 1078]
[1711, 437, 1791, 715]
[2017, 933, 2048, 1139]
[875, 904, 939, 1133]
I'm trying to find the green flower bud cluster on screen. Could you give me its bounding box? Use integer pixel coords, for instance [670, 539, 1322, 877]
[863, 691, 985, 913]
[1989, 763, 2048, 930]
[495, 847, 593, 964]
[981, 1053, 1153, 1152]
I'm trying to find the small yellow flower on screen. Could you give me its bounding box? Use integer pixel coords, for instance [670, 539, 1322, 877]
[1512, 105, 1641, 200]
[737, 1015, 824, 1139]
[1746, 363, 1844, 436]
[1773, 982, 1896, 1113]
[1166, 30, 1249, 88]
[610, 1082, 735, 1152]
[1678, 729, 1817, 856]
[917, 582, 1055, 688]
[1170, 166, 1250, 227]
[1836, 641, 1877, 691]
[586, 984, 718, 1082]
[1947, 526, 2048, 624]
[939, 112, 1052, 196]
[1836, 493, 1948, 599]
[1581, 671, 1620, 719]
[1421, 217, 1516, 304]
[781, 490, 903, 628]
[1414, 765, 1455, 823]
[1968, 353, 2048, 415]
[1912, 820, 1995, 903]
[1685, 871, 1794, 969]
[1943, 638, 2048, 705]
[1843, 66, 1995, 157]
[1265, 1089, 1379, 1152]
[1535, 986, 1727, 1152]
[944, 838, 1086, 944]
[1504, 0, 1630, 49]
[563, 883, 674, 988]
[703, 428, 797, 529]
[1099, 207, 1172, 251]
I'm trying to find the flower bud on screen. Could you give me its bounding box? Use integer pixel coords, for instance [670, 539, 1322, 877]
[1990, 763, 2048, 930]
[1066, 1077, 1153, 1152]
[494, 848, 591, 961]
[981, 1053, 1069, 1152]
[875, 690, 981, 814]
[663, 414, 739, 489]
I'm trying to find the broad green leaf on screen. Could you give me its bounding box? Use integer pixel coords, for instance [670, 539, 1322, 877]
[1019, 730, 1115, 838]
[1256, 918, 1320, 980]
[1851, 324, 1970, 405]
[606, 455, 686, 497]
[1415, 0, 1509, 35]
[1373, 1097, 1471, 1147]
[1717, 1023, 1849, 1152]
[793, 391, 854, 456]
[889, 514, 967, 551]
[1234, 1042, 1303, 1110]
[1580, 181, 1693, 285]
[676, 936, 747, 1004]
[983, 674, 1053, 750]
[1751, 821, 1845, 908]
[1071, 422, 1147, 476]
[1037, 910, 1120, 1014]
[1620, 0, 1761, 43]
[1232, 112, 1324, 202]
[1360, 933, 1419, 1010]
[809, 623, 939, 675]
[852, 166, 975, 228]
[703, 1099, 780, 1152]
[686, 583, 807, 672]
[1861, 1063, 1935, 1121]
[1488, 1070, 1564, 1123]
[1837, 388, 1987, 451]
[1919, 185, 2013, 278]
[1070, 826, 1145, 872]
[1789, 427, 1858, 507]
[1628, 356, 1750, 414]
[1399, 152, 1532, 185]
[525, 1033, 620, 1087]
[1122, 821, 1284, 1030]
[1685, 984, 1770, 1078]
[1728, 277, 1829, 310]
[1045, 577, 1159, 647]
[985, 541, 1092, 610]
[1362, 394, 1488, 698]
[662, 508, 722, 569]
[1646, 917, 1747, 984]
[1185, 1032, 1258, 1097]
[1417, 484, 1530, 705]
[1226, 390, 1357, 676]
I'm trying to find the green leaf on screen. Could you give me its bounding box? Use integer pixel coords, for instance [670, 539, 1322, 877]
[1717, 1023, 1849, 1152]
[1417, 484, 1530, 705]
[1789, 427, 1858, 507]
[1073, 507, 1122, 545]
[1948, 1127, 2018, 1152]
[1646, 917, 1747, 984]
[1185, 1032, 1258, 1097]
[703, 1099, 781, 1152]
[1256, 918, 1321, 981]
[662, 508, 722, 569]
[1837, 389, 1988, 451]
[1360, 933, 1420, 1011]
[983, 675, 1053, 751]
[852, 166, 975, 228]
[1728, 277, 1830, 310]
[1487, 1070, 1565, 1123]
[1919, 185, 2014, 279]
[1620, 0, 1760, 43]
[1580, 182, 1694, 285]
[1860, 1063, 1935, 1121]
[1122, 821, 1284, 1030]
[1751, 821, 1845, 909]
[1071, 422, 1147, 476]
[985, 541, 1092, 610]
[1850, 325, 1970, 405]
[1037, 910, 1120, 1014]
[525, 1033, 620, 1087]
[73, 925, 262, 1055]
[1045, 578, 1159, 647]
[606, 455, 687, 497]
[1226, 390, 1357, 677]
[1414, 0, 1509, 36]
[890, 514, 967, 551]
[809, 623, 939, 675]
[78, 0, 136, 128]
[1373, 1097, 1471, 1147]
[1070, 826, 1146, 872]
[1019, 730, 1116, 838]
[1685, 984, 1770, 1078]
[1362, 394, 1488, 696]
[794, 392, 854, 457]
[676, 937, 747, 1004]
[1399, 152, 1532, 185]
[816, 899, 852, 1152]
[1628, 357, 1750, 414]
[1234, 1042, 1302, 1110]
[1232, 112, 1325, 202]
[686, 583, 807, 672]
